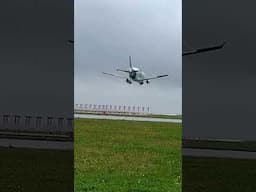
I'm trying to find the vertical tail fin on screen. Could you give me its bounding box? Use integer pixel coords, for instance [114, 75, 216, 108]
[129, 56, 132, 69]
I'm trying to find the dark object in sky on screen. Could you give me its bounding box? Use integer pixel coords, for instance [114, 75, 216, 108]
[102, 56, 168, 85]
[182, 42, 226, 56]
[68, 40, 74, 44]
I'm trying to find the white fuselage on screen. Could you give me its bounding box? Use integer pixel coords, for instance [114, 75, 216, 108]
[129, 68, 145, 83]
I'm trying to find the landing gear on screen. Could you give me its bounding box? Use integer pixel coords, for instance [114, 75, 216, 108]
[146, 80, 150, 84]
[126, 78, 132, 84]
[140, 81, 144, 85]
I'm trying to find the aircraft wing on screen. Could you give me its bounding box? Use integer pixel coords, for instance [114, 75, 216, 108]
[102, 72, 127, 79]
[182, 42, 226, 56]
[144, 74, 168, 81]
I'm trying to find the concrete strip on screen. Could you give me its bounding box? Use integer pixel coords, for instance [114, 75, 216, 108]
[183, 148, 256, 160]
[75, 114, 182, 123]
[0, 131, 72, 141]
[0, 138, 73, 151]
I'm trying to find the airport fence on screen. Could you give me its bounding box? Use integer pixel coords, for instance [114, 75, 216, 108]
[74, 104, 150, 115]
[0, 114, 73, 134]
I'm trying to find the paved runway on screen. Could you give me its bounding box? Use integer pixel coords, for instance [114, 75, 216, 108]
[75, 114, 182, 123]
[0, 138, 73, 150]
[183, 148, 256, 159]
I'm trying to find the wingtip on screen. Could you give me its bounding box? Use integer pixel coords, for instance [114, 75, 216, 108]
[158, 74, 169, 78]
[221, 41, 227, 47]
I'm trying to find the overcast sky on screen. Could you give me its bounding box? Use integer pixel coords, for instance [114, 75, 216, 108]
[75, 0, 181, 114]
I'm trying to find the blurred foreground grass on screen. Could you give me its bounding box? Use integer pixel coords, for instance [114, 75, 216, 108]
[0, 147, 73, 192]
[183, 156, 256, 192]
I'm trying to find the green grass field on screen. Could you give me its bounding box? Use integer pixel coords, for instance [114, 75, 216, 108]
[0, 147, 73, 192]
[183, 156, 256, 192]
[75, 118, 181, 192]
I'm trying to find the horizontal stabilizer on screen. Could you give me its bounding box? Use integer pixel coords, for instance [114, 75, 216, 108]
[116, 69, 130, 73]
[102, 72, 127, 79]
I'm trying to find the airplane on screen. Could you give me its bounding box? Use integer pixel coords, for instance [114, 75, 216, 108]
[102, 42, 226, 85]
[102, 56, 168, 85]
[69, 40, 226, 85]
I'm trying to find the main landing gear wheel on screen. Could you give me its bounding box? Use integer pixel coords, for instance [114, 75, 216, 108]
[126, 79, 132, 84]
[140, 82, 144, 85]
[146, 80, 150, 84]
